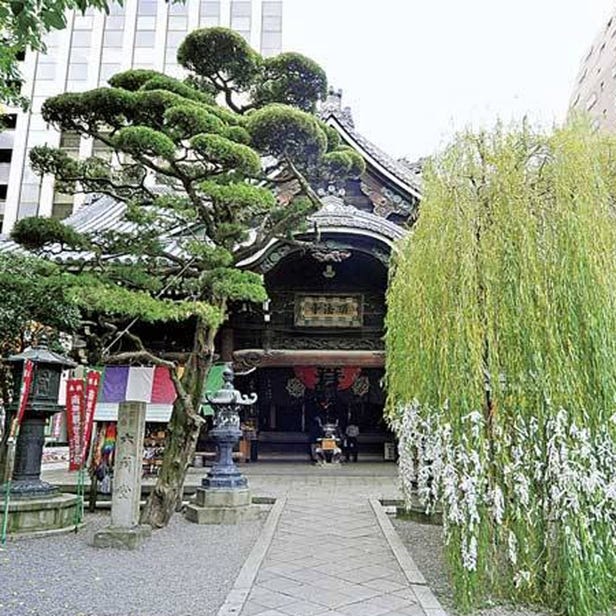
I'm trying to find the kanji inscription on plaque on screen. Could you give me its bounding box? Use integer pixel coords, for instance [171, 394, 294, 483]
[295, 294, 363, 328]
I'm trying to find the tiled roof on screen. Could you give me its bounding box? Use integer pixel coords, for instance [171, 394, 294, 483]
[318, 89, 423, 198]
[0, 193, 191, 264]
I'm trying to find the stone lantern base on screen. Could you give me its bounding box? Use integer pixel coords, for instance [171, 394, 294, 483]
[0, 493, 81, 538]
[185, 488, 260, 525]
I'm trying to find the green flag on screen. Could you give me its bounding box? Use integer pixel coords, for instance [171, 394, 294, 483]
[200, 363, 226, 416]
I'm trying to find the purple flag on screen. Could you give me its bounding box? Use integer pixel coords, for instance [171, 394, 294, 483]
[101, 366, 129, 402]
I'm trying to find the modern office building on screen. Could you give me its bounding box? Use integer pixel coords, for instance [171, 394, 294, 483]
[0, 0, 283, 234]
[569, 7, 616, 132]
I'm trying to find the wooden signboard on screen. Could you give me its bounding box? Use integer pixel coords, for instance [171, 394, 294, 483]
[295, 294, 363, 328]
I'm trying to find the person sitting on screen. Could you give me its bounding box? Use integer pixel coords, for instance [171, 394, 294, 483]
[344, 422, 360, 462]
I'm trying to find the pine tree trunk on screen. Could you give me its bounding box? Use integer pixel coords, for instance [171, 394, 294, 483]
[140, 318, 213, 528]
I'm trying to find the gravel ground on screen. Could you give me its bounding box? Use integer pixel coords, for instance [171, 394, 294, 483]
[391, 517, 549, 616]
[0, 510, 266, 616]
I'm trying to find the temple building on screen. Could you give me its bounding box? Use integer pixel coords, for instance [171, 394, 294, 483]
[228, 90, 421, 453]
[1, 89, 423, 457]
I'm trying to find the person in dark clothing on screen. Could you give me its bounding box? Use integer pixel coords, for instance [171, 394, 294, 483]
[344, 421, 359, 462]
[308, 414, 323, 462]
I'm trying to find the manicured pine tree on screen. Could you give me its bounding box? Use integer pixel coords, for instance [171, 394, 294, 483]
[11, 27, 364, 527]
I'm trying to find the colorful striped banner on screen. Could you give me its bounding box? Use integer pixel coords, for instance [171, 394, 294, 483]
[99, 366, 177, 404]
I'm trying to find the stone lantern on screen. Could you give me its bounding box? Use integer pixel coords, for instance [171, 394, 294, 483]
[186, 364, 259, 524]
[0, 339, 80, 536]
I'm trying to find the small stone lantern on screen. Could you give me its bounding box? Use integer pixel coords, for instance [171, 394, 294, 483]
[185, 364, 259, 524]
[4, 338, 77, 497]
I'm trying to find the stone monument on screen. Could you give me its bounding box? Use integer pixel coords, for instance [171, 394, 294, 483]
[93, 401, 151, 549]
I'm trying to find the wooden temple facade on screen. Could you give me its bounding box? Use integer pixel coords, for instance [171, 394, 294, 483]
[224, 90, 422, 450]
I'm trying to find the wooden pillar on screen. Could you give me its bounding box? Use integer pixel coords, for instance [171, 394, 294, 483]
[221, 327, 234, 362]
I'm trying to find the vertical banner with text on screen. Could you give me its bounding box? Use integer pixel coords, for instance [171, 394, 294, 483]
[66, 372, 101, 471]
[82, 371, 101, 465]
[66, 379, 85, 471]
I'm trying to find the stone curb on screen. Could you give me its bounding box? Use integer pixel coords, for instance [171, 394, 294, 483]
[369, 498, 448, 616]
[216, 496, 287, 616]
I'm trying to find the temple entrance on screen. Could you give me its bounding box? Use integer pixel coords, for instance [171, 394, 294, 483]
[236, 365, 391, 459]
[230, 209, 404, 461]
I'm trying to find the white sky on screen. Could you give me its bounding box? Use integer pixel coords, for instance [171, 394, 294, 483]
[282, 0, 615, 161]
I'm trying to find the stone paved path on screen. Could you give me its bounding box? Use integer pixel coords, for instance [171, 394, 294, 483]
[42, 462, 445, 616]
[238, 479, 436, 616]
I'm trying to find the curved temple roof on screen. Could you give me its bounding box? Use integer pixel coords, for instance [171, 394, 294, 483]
[0, 90, 421, 265]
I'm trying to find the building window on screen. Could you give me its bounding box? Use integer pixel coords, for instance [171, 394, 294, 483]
[0, 185, 8, 200]
[100, 63, 121, 83]
[231, 1, 251, 39]
[60, 131, 81, 157]
[36, 58, 56, 81]
[68, 63, 89, 80]
[2, 114, 17, 130]
[170, 1, 188, 14]
[586, 92, 598, 111]
[51, 197, 74, 220]
[105, 15, 125, 30]
[261, 0, 282, 55]
[137, 0, 158, 16]
[0, 149, 13, 163]
[103, 29, 124, 47]
[108, 1, 125, 15]
[261, 31, 281, 51]
[73, 15, 94, 29]
[135, 30, 157, 47]
[137, 15, 157, 30]
[168, 15, 188, 30]
[200, 1, 220, 26]
[72, 30, 92, 47]
[93, 137, 114, 163]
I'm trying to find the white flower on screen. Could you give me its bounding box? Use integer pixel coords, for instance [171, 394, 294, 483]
[508, 531, 518, 565]
[491, 486, 505, 525]
[462, 534, 478, 572]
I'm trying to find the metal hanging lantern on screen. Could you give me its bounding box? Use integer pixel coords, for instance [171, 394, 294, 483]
[202, 364, 257, 490]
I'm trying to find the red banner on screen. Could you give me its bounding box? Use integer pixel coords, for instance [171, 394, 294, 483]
[338, 367, 361, 391]
[66, 372, 101, 471]
[10, 359, 35, 439]
[293, 366, 361, 391]
[66, 379, 85, 471]
[15, 359, 34, 425]
[81, 371, 101, 465]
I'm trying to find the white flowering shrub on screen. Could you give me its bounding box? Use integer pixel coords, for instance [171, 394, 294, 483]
[386, 123, 616, 615]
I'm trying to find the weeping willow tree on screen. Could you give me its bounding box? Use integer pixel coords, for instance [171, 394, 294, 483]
[386, 122, 616, 616]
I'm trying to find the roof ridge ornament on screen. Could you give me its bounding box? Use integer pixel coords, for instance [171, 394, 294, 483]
[320, 86, 354, 128]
